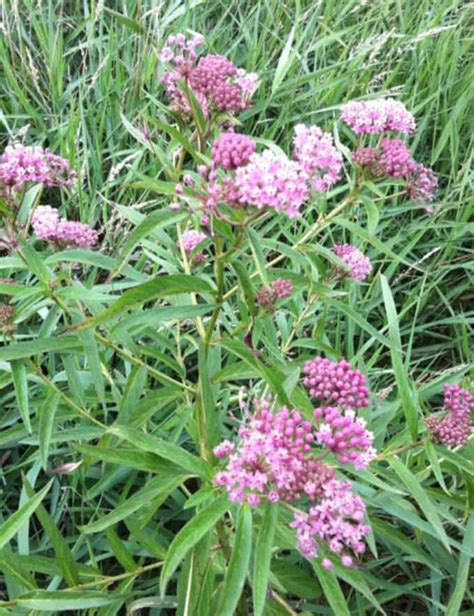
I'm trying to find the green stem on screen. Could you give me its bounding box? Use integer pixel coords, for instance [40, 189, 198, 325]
[203, 236, 225, 356]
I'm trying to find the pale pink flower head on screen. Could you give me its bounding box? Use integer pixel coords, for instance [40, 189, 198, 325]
[332, 244, 373, 282]
[303, 357, 370, 409]
[0, 144, 76, 189]
[341, 98, 416, 134]
[290, 478, 370, 565]
[235, 150, 309, 217]
[180, 229, 207, 254]
[293, 124, 343, 192]
[211, 132, 256, 170]
[32, 206, 97, 248]
[272, 278, 294, 299]
[352, 146, 380, 168]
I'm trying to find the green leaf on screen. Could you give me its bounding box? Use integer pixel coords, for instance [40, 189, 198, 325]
[24, 479, 80, 587]
[380, 275, 419, 440]
[0, 480, 53, 549]
[81, 474, 184, 534]
[17, 590, 117, 610]
[39, 391, 60, 470]
[272, 26, 296, 94]
[11, 360, 31, 433]
[0, 335, 82, 361]
[253, 504, 278, 616]
[107, 425, 210, 477]
[312, 560, 350, 616]
[160, 497, 229, 595]
[389, 457, 451, 553]
[74, 275, 213, 330]
[103, 7, 144, 33]
[217, 505, 253, 616]
[79, 329, 105, 406]
[445, 514, 474, 616]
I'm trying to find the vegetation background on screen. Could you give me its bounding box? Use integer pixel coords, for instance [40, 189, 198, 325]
[0, 0, 472, 614]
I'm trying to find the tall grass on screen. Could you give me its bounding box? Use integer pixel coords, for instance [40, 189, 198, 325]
[0, 1, 472, 614]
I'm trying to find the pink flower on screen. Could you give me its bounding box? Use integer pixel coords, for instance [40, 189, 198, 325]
[314, 407, 376, 469]
[341, 98, 416, 134]
[378, 138, 417, 178]
[426, 384, 473, 447]
[290, 478, 370, 565]
[235, 150, 309, 217]
[32, 206, 97, 248]
[332, 244, 373, 282]
[272, 278, 294, 299]
[0, 144, 76, 189]
[303, 357, 370, 409]
[211, 132, 256, 170]
[293, 124, 343, 192]
[180, 230, 207, 253]
[352, 147, 380, 168]
[406, 163, 438, 211]
[213, 399, 333, 505]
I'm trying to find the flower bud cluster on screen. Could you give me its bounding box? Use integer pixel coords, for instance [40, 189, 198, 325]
[32, 206, 97, 248]
[426, 383, 472, 447]
[332, 244, 372, 282]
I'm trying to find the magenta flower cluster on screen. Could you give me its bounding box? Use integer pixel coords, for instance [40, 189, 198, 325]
[344, 100, 438, 210]
[341, 98, 416, 134]
[160, 34, 258, 116]
[32, 206, 97, 248]
[426, 384, 473, 447]
[314, 406, 375, 469]
[211, 132, 256, 170]
[255, 278, 294, 310]
[291, 478, 370, 565]
[332, 244, 373, 282]
[0, 144, 76, 189]
[214, 357, 375, 566]
[303, 357, 370, 408]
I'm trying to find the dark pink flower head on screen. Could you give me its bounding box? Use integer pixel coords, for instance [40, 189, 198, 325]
[303, 357, 370, 409]
[378, 138, 417, 178]
[406, 163, 438, 212]
[332, 244, 372, 282]
[314, 406, 376, 469]
[426, 383, 473, 447]
[352, 147, 379, 167]
[211, 132, 256, 170]
[189, 55, 253, 114]
[32, 206, 97, 248]
[443, 383, 473, 416]
[213, 399, 335, 506]
[272, 278, 294, 299]
[293, 124, 343, 192]
[235, 150, 309, 217]
[341, 98, 416, 134]
[0, 144, 76, 189]
[291, 478, 370, 565]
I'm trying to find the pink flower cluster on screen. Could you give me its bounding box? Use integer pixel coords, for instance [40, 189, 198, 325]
[160, 34, 258, 116]
[378, 138, 417, 178]
[179, 229, 206, 253]
[303, 357, 370, 408]
[256, 278, 294, 309]
[291, 478, 370, 565]
[426, 384, 473, 447]
[407, 164, 438, 212]
[32, 206, 97, 248]
[341, 98, 416, 134]
[332, 244, 373, 282]
[211, 132, 256, 170]
[214, 400, 332, 506]
[314, 406, 375, 469]
[0, 144, 76, 189]
[293, 124, 343, 192]
[235, 150, 309, 217]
